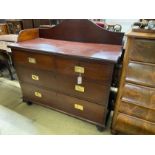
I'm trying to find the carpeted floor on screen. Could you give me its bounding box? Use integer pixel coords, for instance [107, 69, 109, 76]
[0, 72, 112, 135]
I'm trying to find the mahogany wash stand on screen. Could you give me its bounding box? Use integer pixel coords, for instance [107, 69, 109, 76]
[9, 19, 124, 131]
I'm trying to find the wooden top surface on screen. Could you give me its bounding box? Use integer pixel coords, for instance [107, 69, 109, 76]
[9, 38, 122, 62]
[126, 31, 155, 39]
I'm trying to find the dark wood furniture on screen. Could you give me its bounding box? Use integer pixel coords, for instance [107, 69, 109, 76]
[9, 19, 124, 130]
[112, 31, 155, 134]
[6, 19, 52, 34]
[33, 19, 51, 28]
[22, 19, 34, 29]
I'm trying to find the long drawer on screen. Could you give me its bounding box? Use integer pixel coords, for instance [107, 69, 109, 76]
[126, 62, 155, 87]
[114, 113, 155, 134]
[55, 73, 110, 105]
[129, 39, 155, 64]
[21, 83, 106, 126]
[122, 83, 155, 109]
[12, 50, 55, 71]
[119, 101, 155, 123]
[16, 66, 110, 105]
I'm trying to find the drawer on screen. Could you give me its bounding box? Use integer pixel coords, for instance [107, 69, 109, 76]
[55, 56, 114, 82]
[21, 83, 106, 125]
[13, 50, 55, 71]
[15, 66, 56, 90]
[129, 39, 155, 64]
[122, 83, 155, 109]
[114, 113, 155, 134]
[119, 101, 155, 123]
[16, 66, 110, 105]
[126, 62, 155, 87]
[55, 73, 110, 105]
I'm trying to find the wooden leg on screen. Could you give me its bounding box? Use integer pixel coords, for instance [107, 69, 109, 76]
[96, 125, 105, 132]
[26, 101, 33, 105]
[23, 98, 33, 105]
[111, 129, 118, 135]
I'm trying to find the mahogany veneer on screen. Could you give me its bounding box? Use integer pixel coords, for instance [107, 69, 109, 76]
[9, 19, 124, 130]
[112, 31, 155, 134]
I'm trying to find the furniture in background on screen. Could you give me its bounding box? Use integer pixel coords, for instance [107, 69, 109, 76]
[9, 19, 124, 131]
[22, 19, 34, 29]
[6, 19, 53, 34]
[0, 49, 14, 80]
[33, 19, 51, 28]
[0, 23, 9, 35]
[6, 20, 23, 34]
[107, 24, 122, 32]
[0, 34, 18, 80]
[112, 30, 155, 134]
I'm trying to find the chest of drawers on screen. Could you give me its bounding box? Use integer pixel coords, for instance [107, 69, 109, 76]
[112, 31, 155, 134]
[9, 19, 124, 130]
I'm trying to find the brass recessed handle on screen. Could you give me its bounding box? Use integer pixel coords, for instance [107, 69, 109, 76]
[75, 85, 85, 92]
[74, 66, 84, 74]
[28, 57, 36, 64]
[32, 74, 39, 81]
[74, 104, 84, 111]
[34, 92, 42, 98]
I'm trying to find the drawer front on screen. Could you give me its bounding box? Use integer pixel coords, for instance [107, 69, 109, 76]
[16, 66, 110, 105]
[13, 50, 55, 71]
[56, 56, 114, 82]
[122, 83, 155, 109]
[21, 83, 106, 125]
[126, 62, 155, 87]
[114, 113, 155, 134]
[15, 66, 56, 90]
[119, 101, 155, 123]
[130, 39, 155, 64]
[55, 73, 110, 105]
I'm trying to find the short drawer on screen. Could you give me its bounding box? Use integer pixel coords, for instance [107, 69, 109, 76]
[12, 50, 55, 71]
[15, 66, 56, 90]
[122, 83, 155, 109]
[55, 56, 114, 82]
[119, 101, 155, 123]
[129, 39, 155, 64]
[126, 62, 155, 87]
[21, 83, 106, 125]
